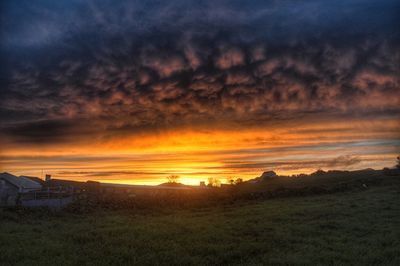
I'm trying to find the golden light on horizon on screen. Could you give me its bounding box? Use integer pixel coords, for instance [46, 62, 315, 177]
[1, 116, 399, 185]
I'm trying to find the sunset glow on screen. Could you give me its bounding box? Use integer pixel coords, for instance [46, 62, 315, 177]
[1, 115, 399, 184]
[1, 0, 399, 185]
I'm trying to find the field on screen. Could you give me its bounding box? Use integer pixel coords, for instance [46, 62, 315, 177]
[1, 176, 399, 265]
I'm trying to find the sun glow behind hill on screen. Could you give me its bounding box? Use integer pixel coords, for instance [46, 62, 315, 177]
[1, 116, 399, 185]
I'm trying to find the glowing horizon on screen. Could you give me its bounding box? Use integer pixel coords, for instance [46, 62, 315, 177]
[1, 116, 399, 185]
[1, 1, 399, 185]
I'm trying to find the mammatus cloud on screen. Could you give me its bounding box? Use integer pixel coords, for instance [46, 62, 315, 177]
[2, 38, 398, 144]
[0, 0, 399, 182]
[215, 47, 245, 69]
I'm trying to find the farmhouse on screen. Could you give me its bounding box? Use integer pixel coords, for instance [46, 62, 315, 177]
[0, 172, 42, 206]
[248, 170, 278, 183]
[260, 171, 277, 180]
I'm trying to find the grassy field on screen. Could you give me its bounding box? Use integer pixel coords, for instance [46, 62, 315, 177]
[1, 179, 399, 265]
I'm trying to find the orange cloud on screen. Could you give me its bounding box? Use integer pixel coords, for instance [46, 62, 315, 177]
[1, 115, 399, 185]
[215, 47, 245, 69]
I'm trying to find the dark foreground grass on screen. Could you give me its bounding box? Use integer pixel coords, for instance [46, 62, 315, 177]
[1, 183, 399, 265]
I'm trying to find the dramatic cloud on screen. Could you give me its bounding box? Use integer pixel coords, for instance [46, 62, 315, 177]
[0, 0, 399, 183]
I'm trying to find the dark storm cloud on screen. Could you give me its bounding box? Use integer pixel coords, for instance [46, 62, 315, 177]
[1, 0, 399, 144]
[0, 119, 81, 144]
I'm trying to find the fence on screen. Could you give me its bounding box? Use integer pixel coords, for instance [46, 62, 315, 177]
[19, 187, 76, 208]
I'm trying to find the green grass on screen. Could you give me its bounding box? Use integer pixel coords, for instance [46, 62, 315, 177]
[1, 182, 399, 265]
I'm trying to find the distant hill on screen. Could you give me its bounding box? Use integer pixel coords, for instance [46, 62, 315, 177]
[158, 182, 187, 188]
[245, 168, 384, 185]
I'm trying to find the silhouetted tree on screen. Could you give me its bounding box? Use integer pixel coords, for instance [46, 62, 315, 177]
[226, 177, 235, 185]
[226, 177, 244, 185]
[207, 177, 221, 187]
[396, 156, 400, 169]
[235, 178, 243, 185]
[166, 175, 180, 183]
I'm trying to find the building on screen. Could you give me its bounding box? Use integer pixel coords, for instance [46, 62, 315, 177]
[0, 172, 42, 206]
[259, 171, 277, 180]
[248, 170, 278, 183]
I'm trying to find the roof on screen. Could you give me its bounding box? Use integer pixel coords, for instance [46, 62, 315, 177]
[20, 175, 45, 185]
[260, 171, 277, 178]
[0, 172, 42, 191]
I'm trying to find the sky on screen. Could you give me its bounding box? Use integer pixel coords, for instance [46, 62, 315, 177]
[0, 0, 399, 185]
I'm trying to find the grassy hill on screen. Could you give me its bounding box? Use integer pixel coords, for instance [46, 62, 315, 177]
[0, 174, 399, 265]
